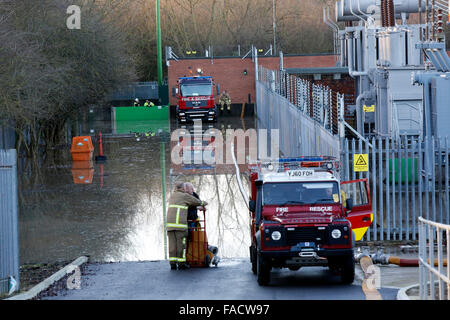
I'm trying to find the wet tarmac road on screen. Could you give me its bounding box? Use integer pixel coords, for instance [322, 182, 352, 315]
[42, 259, 398, 300]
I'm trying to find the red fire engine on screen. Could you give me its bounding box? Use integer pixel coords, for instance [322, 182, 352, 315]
[247, 156, 373, 285]
[174, 76, 219, 123]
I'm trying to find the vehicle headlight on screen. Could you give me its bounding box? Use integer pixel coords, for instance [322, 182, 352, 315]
[179, 113, 185, 116]
[271, 231, 281, 241]
[331, 229, 342, 239]
[209, 111, 215, 114]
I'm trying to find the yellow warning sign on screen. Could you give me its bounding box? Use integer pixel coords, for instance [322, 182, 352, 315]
[354, 154, 369, 172]
[363, 104, 375, 112]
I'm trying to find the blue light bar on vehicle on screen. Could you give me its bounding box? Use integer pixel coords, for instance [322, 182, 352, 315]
[277, 156, 339, 163]
[278, 157, 326, 162]
[249, 156, 341, 174]
[179, 76, 212, 80]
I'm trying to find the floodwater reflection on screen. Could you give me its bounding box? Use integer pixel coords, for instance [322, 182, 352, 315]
[18, 114, 255, 263]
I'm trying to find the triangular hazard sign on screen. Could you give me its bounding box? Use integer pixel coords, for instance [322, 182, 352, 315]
[355, 155, 367, 166]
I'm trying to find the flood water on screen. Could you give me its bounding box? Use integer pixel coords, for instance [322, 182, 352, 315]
[18, 109, 255, 263]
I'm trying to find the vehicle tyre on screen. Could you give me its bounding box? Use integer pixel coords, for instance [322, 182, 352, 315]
[256, 252, 271, 286]
[288, 266, 301, 271]
[250, 245, 257, 275]
[340, 255, 355, 284]
[327, 257, 339, 274]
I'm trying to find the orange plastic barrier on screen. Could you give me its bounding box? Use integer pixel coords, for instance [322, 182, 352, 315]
[72, 160, 94, 169]
[71, 136, 94, 161]
[71, 167, 94, 184]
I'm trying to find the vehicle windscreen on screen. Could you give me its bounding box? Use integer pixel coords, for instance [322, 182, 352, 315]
[180, 83, 212, 97]
[262, 182, 340, 205]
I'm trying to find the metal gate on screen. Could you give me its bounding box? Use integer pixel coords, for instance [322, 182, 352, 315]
[0, 149, 19, 295]
[342, 136, 450, 241]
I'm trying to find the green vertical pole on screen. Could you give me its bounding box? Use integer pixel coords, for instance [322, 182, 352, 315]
[156, 0, 163, 87]
[161, 141, 167, 259]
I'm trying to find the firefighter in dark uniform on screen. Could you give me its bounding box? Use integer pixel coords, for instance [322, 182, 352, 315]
[184, 182, 201, 233]
[167, 182, 207, 270]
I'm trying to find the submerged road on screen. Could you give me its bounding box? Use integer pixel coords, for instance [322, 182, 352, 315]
[43, 259, 398, 300]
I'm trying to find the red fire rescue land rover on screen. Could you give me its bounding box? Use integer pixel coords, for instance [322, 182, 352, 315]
[247, 156, 373, 286]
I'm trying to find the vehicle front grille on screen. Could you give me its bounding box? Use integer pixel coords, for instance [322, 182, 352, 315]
[185, 100, 208, 107]
[286, 227, 326, 246]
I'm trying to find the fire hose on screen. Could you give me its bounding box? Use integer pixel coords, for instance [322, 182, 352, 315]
[356, 252, 448, 267]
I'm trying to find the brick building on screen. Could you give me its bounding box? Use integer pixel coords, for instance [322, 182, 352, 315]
[167, 54, 341, 107]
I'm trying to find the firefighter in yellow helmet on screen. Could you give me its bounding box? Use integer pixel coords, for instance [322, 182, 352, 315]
[167, 182, 207, 270]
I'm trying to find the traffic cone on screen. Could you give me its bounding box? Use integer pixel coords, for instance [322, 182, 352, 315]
[95, 132, 107, 162]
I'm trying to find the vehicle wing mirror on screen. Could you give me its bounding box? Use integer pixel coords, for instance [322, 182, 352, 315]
[172, 87, 176, 97]
[249, 200, 256, 212]
[216, 84, 220, 96]
[346, 198, 354, 211]
[255, 182, 263, 228]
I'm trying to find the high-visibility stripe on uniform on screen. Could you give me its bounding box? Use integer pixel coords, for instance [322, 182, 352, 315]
[168, 205, 188, 209]
[169, 257, 186, 262]
[167, 223, 188, 229]
[168, 236, 187, 262]
[168, 204, 188, 225]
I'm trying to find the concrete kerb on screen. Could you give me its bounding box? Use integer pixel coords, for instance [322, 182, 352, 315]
[6, 256, 89, 300]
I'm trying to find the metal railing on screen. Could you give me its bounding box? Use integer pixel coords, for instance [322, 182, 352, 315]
[0, 149, 20, 295]
[342, 136, 450, 242]
[419, 217, 450, 300]
[108, 82, 160, 101]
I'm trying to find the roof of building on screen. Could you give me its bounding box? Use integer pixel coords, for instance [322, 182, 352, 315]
[285, 67, 349, 75]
